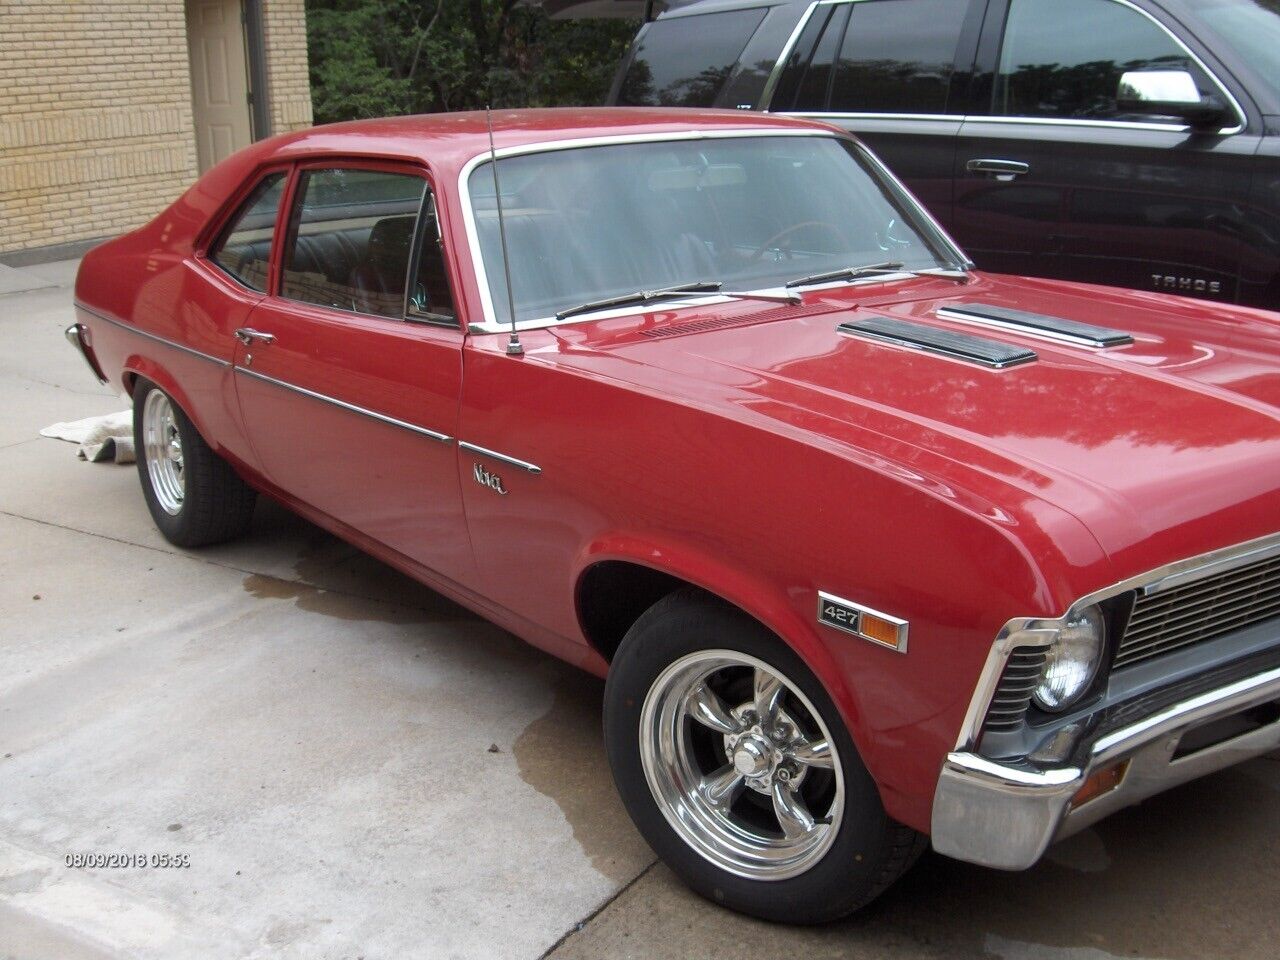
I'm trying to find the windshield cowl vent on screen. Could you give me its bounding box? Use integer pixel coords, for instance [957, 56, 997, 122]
[838, 316, 1038, 369]
[937, 303, 1134, 348]
[638, 302, 835, 339]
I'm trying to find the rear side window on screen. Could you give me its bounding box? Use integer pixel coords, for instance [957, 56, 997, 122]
[617, 8, 766, 107]
[209, 173, 285, 292]
[776, 0, 966, 114]
[280, 168, 428, 319]
[993, 0, 1213, 121]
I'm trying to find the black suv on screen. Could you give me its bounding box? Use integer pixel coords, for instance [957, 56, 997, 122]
[608, 0, 1280, 309]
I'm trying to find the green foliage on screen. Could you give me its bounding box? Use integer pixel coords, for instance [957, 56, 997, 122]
[305, 0, 638, 124]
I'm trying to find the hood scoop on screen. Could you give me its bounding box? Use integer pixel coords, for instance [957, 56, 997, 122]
[838, 316, 1037, 370]
[936, 302, 1134, 348]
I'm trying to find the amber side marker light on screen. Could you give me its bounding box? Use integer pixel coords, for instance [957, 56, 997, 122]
[859, 612, 902, 648]
[1070, 760, 1130, 810]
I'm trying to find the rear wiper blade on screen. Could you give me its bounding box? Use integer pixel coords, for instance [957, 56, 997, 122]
[555, 282, 723, 321]
[784, 262, 906, 289]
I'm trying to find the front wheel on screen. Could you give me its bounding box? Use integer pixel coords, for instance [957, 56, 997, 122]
[604, 590, 924, 923]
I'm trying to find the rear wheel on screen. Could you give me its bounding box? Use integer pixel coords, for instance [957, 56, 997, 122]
[133, 379, 256, 547]
[604, 589, 924, 923]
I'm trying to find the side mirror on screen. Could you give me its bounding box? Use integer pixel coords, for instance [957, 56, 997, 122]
[1117, 69, 1230, 130]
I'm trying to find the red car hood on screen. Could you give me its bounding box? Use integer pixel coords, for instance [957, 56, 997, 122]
[557, 274, 1280, 576]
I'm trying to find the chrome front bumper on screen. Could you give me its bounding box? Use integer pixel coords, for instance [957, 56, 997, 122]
[931, 665, 1280, 870]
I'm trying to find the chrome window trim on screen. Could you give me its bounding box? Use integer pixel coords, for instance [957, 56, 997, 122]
[987, 0, 1246, 135]
[759, 0, 822, 111]
[954, 529, 1280, 752]
[783, 111, 961, 123]
[457, 127, 970, 336]
[76, 303, 231, 368]
[457, 441, 541, 474]
[763, 0, 1247, 135]
[234, 367, 453, 444]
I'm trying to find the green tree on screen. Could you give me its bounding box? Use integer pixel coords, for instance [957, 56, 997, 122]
[306, 0, 638, 124]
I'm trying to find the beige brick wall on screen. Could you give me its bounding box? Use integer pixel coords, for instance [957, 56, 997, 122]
[263, 0, 313, 134]
[0, 0, 312, 258]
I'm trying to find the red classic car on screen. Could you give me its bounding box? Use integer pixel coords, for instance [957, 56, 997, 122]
[68, 108, 1280, 923]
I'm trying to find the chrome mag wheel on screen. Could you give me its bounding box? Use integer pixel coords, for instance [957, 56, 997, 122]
[640, 649, 845, 880]
[142, 390, 185, 515]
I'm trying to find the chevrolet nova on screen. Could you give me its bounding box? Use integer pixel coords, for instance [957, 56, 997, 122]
[68, 108, 1280, 923]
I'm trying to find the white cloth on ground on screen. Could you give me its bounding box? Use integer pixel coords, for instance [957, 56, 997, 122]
[40, 410, 135, 463]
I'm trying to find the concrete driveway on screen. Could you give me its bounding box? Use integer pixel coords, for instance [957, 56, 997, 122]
[1, 261, 1277, 960]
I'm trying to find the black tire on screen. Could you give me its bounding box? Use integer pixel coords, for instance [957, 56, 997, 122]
[132, 378, 256, 547]
[604, 588, 925, 924]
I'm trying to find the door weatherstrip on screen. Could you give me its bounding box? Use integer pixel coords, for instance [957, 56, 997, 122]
[235, 366, 452, 443]
[457, 441, 541, 474]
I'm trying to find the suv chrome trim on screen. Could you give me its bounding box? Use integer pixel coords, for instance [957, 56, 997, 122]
[838, 315, 1037, 369]
[955, 530, 1280, 752]
[64, 322, 108, 384]
[761, 0, 1246, 135]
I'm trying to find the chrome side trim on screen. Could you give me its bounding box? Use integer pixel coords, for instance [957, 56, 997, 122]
[457, 128, 841, 336]
[76, 302, 231, 368]
[457, 441, 541, 475]
[954, 531, 1280, 752]
[817, 590, 909, 653]
[234, 367, 453, 444]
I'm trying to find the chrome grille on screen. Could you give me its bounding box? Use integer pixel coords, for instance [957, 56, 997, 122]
[983, 647, 1048, 732]
[1116, 554, 1280, 668]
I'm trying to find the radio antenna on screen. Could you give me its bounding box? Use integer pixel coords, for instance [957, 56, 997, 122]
[485, 106, 523, 356]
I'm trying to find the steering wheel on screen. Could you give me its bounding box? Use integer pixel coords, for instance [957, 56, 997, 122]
[750, 221, 850, 262]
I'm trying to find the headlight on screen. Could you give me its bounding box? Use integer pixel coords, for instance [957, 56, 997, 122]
[1032, 605, 1106, 712]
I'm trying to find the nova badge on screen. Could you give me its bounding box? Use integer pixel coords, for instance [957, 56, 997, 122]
[473, 462, 508, 495]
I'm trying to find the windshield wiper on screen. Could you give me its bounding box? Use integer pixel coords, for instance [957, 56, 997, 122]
[784, 262, 907, 289]
[554, 282, 801, 321]
[556, 282, 723, 321]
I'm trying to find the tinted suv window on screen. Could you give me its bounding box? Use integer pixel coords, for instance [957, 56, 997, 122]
[829, 0, 967, 114]
[777, 0, 965, 113]
[281, 168, 427, 319]
[994, 0, 1213, 121]
[209, 173, 285, 291]
[617, 8, 766, 107]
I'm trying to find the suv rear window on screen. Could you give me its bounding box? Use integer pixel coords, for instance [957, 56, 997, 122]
[616, 8, 766, 107]
[774, 0, 966, 114]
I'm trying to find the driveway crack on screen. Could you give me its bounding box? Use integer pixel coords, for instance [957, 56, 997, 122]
[537, 860, 657, 959]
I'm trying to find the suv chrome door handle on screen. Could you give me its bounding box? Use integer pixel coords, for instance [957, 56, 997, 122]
[966, 159, 1030, 181]
[234, 328, 275, 345]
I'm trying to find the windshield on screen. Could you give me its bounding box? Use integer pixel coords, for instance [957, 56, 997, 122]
[467, 135, 955, 325]
[1194, 0, 1280, 107]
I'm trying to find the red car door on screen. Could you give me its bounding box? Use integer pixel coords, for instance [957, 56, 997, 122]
[232, 161, 474, 584]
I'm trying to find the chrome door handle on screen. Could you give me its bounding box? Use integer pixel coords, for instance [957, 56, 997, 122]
[234, 328, 276, 345]
[966, 158, 1030, 181]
